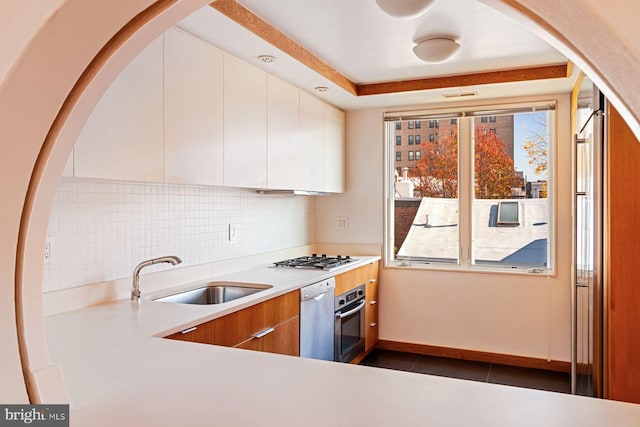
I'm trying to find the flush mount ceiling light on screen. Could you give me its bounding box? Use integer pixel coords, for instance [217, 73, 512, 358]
[258, 55, 276, 63]
[375, 0, 436, 19]
[314, 86, 329, 92]
[413, 37, 461, 63]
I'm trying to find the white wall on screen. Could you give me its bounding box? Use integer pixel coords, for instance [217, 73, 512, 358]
[316, 94, 572, 361]
[43, 178, 315, 293]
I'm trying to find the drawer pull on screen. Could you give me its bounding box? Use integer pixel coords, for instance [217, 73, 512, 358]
[180, 326, 197, 334]
[369, 322, 377, 328]
[254, 327, 275, 339]
[369, 279, 376, 283]
[369, 300, 377, 305]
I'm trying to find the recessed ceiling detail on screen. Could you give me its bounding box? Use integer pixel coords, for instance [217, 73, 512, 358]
[210, 0, 358, 95]
[357, 64, 570, 96]
[197, 0, 572, 107]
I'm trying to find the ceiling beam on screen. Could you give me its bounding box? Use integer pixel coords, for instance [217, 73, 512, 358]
[210, 0, 358, 96]
[357, 64, 570, 96]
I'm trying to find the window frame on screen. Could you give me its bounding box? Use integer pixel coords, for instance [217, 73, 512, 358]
[384, 100, 557, 276]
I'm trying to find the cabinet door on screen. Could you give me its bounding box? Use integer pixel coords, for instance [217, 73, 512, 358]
[299, 91, 325, 191]
[365, 262, 379, 352]
[213, 290, 299, 347]
[263, 316, 300, 356]
[267, 76, 300, 189]
[74, 36, 163, 182]
[324, 105, 345, 193]
[334, 265, 367, 296]
[163, 28, 223, 186]
[166, 320, 215, 345]
[223, 54, 267, 188]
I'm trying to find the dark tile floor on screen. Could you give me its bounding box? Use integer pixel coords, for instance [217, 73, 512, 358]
[360, 349, 571, 394]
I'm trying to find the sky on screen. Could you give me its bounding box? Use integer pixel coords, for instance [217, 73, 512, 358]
[513, 111, 549, 182]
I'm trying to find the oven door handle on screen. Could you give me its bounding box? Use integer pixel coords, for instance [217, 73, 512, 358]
[336, 300, 366, 319]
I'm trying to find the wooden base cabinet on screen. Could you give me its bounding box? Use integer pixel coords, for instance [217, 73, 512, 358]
[364, 261, 379, 352]
[334, 260, 380, 356]
[166, 319, 215, 344]
[165, 290, 299, 357]
[236, 316, 300, 356]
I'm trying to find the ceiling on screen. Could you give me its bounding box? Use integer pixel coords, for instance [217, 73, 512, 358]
[177, 0, 572, 110]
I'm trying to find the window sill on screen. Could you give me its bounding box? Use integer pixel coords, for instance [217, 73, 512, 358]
[385, 260, 555, 278]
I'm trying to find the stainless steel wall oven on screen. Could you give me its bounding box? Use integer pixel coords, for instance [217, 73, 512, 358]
[334, 284, 366, 363]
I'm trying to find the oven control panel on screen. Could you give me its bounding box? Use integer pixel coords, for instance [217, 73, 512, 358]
[335, 284, 365, 310]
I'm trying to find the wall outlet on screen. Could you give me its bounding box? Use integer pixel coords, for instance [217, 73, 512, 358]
[44, 237, 54, 264]
[336, 216, 349, 230]
[228, 224, 237, 243]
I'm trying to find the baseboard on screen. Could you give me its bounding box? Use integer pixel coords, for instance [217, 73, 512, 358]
[376, 340, 571, 373]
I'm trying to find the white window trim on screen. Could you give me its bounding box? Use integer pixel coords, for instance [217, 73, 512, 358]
[384, 100, 557, 276]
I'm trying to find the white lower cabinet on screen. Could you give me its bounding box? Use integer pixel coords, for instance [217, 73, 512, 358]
[163, 28, 224, 186]
[74, 36, 164, 182]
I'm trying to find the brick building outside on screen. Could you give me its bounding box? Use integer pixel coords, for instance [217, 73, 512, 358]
[393, 116, 515, 176]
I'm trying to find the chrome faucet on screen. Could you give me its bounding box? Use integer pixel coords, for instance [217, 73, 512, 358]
[131, 256, 182, 300]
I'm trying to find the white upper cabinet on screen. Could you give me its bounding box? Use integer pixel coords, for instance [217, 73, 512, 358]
[61, 151, 73, 177]
[324, 104, 346, 193]
[299, 91, 325, 192]
[74, 36, 164, 182]
[71, 27, 344, 193]
[267, 76, 300, 190]
[163, 28, 223, 186]
[223, 54, 267, 188]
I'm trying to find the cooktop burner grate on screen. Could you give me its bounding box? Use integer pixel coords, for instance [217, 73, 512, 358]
[273, 254, 354, 270]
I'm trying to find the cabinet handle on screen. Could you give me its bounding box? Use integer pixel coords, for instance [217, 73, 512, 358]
[253, 327, 275, 339]
[369, 300, 377, 305]
[369, 323, 377, 328]
[180, 326, 197, 334]
[369, 279, 376, 283]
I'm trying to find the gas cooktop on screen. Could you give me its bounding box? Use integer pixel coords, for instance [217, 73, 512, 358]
[273, 254, 355, 271]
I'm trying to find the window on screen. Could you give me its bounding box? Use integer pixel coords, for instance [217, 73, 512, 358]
[489, 115, 496, 122]
[415, 120, 421, 129]
[497, 201, 519, 226]
[429, 119, 439, 128]
[451, 119, 457, 125]
[408, 121, 414, 129]
[396, 151, 401, 161]
[395, 121, 402, 130]
[386, 103, 555, 272]
[396, 135, 401, 145]
[408, 135, 414, 145]
[416, 135, 421, 145]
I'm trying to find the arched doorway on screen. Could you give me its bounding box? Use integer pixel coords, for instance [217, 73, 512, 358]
[4, 0, 638, 402]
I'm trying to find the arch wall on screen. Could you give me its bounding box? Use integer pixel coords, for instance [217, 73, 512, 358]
[1, 0, 638, 402]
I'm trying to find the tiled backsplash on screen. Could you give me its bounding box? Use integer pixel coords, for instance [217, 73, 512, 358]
[43, 178, 316, 293]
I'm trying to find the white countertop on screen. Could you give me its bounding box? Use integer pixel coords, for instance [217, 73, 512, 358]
[45, 256, 640, 426]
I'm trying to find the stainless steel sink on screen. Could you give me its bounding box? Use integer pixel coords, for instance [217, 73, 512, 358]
[154, 282, 272, 305]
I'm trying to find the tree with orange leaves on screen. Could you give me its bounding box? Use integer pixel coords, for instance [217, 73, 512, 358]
[409, 127, 459, 198]
[409, 125, 518, 199]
